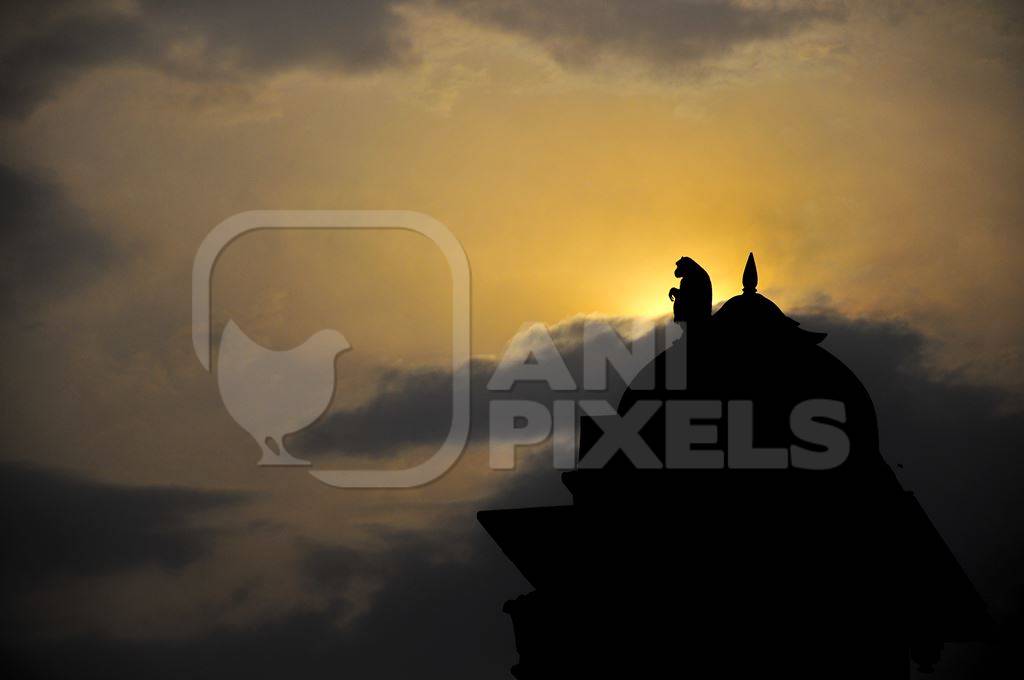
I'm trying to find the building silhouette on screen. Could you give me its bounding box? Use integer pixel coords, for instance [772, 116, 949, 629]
[480, 254, 989, 678]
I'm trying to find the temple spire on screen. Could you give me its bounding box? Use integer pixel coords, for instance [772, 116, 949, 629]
[742, 252, 758, 294]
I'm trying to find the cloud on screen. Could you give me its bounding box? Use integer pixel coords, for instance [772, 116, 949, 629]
[292, 315, 651, 457]
[0, 0, 413, 117]
[0, 164, 114, 314]
[0, 461, 245, 584]
[440, 0, 846, 68]
[2, 524, 528, 680]
[0, 1, 852, 118]
[291, 529, 529, 678]
[0, 2, 151, 119]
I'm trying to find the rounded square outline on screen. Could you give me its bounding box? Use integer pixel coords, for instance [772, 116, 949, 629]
[193, 210, 471, 488]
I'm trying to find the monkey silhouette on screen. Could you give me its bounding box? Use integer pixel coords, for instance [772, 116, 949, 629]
[668, 255, 712, 323]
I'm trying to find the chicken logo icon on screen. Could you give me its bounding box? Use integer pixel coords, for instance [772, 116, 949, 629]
[216, 320, 350, 466]
[193, 211, 471, 488]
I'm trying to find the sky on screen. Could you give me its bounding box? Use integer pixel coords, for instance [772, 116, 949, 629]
[1, 1, 1022, 677]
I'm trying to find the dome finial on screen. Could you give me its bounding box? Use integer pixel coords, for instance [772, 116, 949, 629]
[742, 252, 757, 294]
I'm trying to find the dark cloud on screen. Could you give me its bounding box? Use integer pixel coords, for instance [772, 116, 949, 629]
[0, 0, 412, 118]
[291, 529, 528, 679]
[2, 526, 527, 680]
[300, 541, 368, 597]
[0, 1, 852, 118]
[0, 164, 114, 314]
[441, 0, 846, 68]
[292, 316, 646, 457]
[0, 3, 151, 119]
[0, 461, 245, 584]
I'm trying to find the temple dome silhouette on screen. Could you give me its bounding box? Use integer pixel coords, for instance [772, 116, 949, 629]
[713, 252, 825, 342]
[479, 254, 989, 679]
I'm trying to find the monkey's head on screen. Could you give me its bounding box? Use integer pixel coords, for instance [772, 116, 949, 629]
[674, 256, 698, 278]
